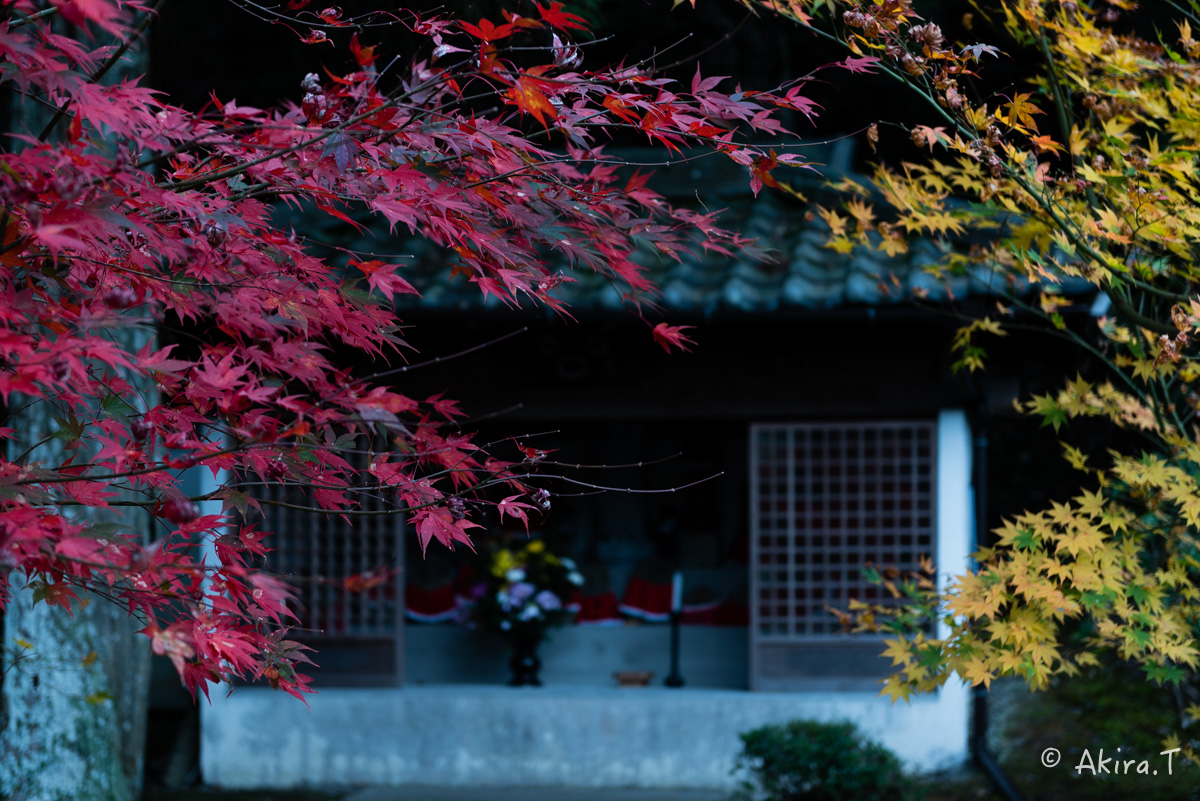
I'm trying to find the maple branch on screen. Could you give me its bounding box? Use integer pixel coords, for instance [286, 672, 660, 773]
[1001, 169, 1184, 315]
[537, 453, 683, 470]
[135, 118, 287, 171]
[37, 0, 167, 142]
[10, 434, 58, 465]
[224, 0, 405, 30]
[523, 472, 724, 495]
[1116, 273, 1191, 306]
[251, 489, 457, 517]
[792, 16, 961, 134]
[1032, 26, 1108, 216]
[14, 445, 248, 486]
[67, 582, 156, 625]
[1001, 290, 1156, 413]
[1036, 31, 1079, 179]
[6, 7, 58, 29]
[449, 131, 779, 194]
[47, 498, 159, 510]
[443, 403, 526, 431]
[339, 326, 531, 393]
[500, 35, 616, 54]
[653, 11, 750, 72]
[153, 62, 467, 194]
[161, 105, 406, 193]
[1165, 0, 1200, 29]
[1158, 373, 1188, 436]
[224, 431, 688, 516]
[802, 12, 1194, 332]
[250, 465, 726, 515]
[223, 478, 399, 497]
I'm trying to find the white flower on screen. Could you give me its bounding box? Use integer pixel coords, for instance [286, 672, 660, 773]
[560, 557, 577, 570]
[567, 571, 584, 586]
[506, 568, 526, 582]
[500, 620, 512, 631]
[519, 604, 543, 621]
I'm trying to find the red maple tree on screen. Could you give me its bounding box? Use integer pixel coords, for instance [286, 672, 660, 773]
[0, 0, 828, 700]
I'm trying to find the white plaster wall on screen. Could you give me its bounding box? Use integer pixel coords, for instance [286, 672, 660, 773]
[202, 682, 969, 789]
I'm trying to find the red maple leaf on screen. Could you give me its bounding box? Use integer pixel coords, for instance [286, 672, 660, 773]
[51, 0, 126, 35]
[192, 351, 249, 393]
[411, 507, 481, 555]
[349, 33, 378, 67]
[497, 495, 537, 532]
[344, 566, 397, 593]
[56, 537, 107, 565]
[460, 18, 515, 42]
[836, 55, 880, 74]
[247, 573, 297, 624]
[0, 0, 827, 705]
[652, 322, 696, 353]
[354, 259, 419, 301]
[911, 125, 950, 151]
[426, 393, 466, 419]
[143, 621, 196, 677]
[508, 75, 558, 127]
[33, 579, 80, 616]
[181, 660, 221, 702]
[536, 2, 588, 30]
[602, 94, 643, 125]
[316, 6, 345, 24]
[134, 343, 193, 376]
[196, 626, 261, 675]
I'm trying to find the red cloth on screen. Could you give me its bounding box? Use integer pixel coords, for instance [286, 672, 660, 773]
[405, 581, 458, 622]
[572, 590, 622, 625]
[619, 575, 673, 621]
[683, 598, 749, 626]
[680, 599, 722, 625]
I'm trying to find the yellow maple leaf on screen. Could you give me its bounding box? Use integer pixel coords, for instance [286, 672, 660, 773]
[1061, 441, 1089, 471]
[879, 674, 914, 704]
[1002, 92, 1044, 133]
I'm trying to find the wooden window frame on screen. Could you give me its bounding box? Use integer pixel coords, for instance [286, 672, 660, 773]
[253, 469, 405, 688]
[748, 420, 937, 691]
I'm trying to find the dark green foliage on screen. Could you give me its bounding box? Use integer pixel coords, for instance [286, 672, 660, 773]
[733, 719, 917, 801]
[994, 667, 1195, 801]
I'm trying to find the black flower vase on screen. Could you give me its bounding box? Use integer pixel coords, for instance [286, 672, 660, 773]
[508, 632, 543, 686]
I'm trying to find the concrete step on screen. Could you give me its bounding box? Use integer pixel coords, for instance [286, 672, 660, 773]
[344, 787, 729, 801]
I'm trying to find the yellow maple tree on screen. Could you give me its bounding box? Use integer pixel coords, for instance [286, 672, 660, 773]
[719, 0, 1200, 759]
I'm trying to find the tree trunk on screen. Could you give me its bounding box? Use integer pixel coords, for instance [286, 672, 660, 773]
[1, 577, 151, 801]
[0, 17, 155, 796]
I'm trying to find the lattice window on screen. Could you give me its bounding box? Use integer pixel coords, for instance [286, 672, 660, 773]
[252, 456, 405, 686]
[749, 421, 936, 688]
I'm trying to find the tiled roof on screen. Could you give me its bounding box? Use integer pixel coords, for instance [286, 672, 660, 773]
[297, 145, 1091, 314]
[363, 195, 1088, 314]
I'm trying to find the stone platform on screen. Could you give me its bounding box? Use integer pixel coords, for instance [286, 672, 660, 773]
[201, 683, 968, 790]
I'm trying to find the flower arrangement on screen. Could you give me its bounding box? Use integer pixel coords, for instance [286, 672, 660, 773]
[458, 538, 584, 641]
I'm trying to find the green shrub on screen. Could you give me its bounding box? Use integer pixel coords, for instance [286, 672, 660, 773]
[733, 719, 918, 801]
